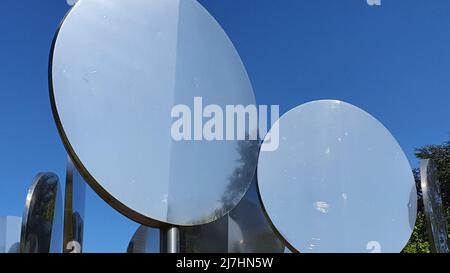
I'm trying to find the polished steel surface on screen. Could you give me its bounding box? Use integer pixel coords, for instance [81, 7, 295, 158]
[50, 0, 258, 226]
[0, 216, 22, 253]
[228, 180, 286, 253]
[162, 226, 180, 253]
[20, 173, 63, 253]
[180, 178, 287, 253]
[127, 225, 160, 253]
[63, 156, 86, 253]
[180, 216, 228, 253]
[257, 100, 417, 253]
[128, 178, 287, 253]
[420, 159, 449, 253]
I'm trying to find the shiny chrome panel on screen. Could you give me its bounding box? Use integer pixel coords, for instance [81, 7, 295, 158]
[63, 156, 86, 253]
[420, 159, 449, 253]
[257, 100, 417, 253]
[50, 0, 258, 226]
[127, 225, 160, 253]
[128, 178, 287, 253]
[20, 173, 63, 253]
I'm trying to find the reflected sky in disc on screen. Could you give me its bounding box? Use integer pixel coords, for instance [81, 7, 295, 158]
[51, 0, 258, 226]
[257, 100, 417, 253]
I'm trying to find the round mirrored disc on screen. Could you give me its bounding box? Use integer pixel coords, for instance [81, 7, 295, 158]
[50, 0, 258, 226]
[257, 100, 417, 253]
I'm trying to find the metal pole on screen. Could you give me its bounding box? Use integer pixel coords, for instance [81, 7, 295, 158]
[161, 226, 180, 253]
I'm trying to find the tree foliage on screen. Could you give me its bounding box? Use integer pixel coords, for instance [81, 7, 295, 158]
[403, 139, 450, 253]
[415, 140, 450, 207]
[402, 211, 431, 253]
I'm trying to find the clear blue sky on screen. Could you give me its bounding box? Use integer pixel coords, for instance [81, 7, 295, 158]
[0, 0, 449, 252]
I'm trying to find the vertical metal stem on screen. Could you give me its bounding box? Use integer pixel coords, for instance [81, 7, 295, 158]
[160, 226, 180, 253]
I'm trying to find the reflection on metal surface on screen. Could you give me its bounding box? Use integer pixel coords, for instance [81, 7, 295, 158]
[420, 159, 449, 253]
[161, 226, 180, 253]
[258, 100, 417, 253]
[128, 179, 286, 253]
[20, 173, 63, 253]
[50, 0, 258, 227]
[227, 179, 286, 253]
[127, 226, 160, 253]
[180, 210, 229, 253]
[0, 216, 22, 253]
[63, 156, 86, 253]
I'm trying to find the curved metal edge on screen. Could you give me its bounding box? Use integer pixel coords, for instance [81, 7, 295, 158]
[47, 4, 165, 228]
[256, 100, 419, 253]
[420, 159, 450, 253]
[20, 172, 60, 253]
[47, 1, 259, 228]
[255, 123, 298, 253]
[20, 172, 44, 253]
[0, 216, 22, 253]
[63, 157, 74, 252]
[190, 0, 260, 226]
[63, 156, 86, 253]
[255, 166, 298, 253]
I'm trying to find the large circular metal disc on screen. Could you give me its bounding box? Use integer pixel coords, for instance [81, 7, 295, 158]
[257, 100, 417, 253]
[50, 0, 258, 226]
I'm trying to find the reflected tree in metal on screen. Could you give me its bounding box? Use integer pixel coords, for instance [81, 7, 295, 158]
[63, 157, 86, 253]
[20, 173, 63, 253]
[50, 0, 258, 227]
[0, 216, 22, 253]
[228, 179, 286, 253]
[420, 159, 449, 253]
[257, 100, 417, 253]
[128, 178, 287, 253]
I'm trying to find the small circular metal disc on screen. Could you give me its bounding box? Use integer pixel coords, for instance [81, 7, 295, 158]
[50, 0, 258, 226]
[257, 100, 417, 253]
[21, 173, 63, 253]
